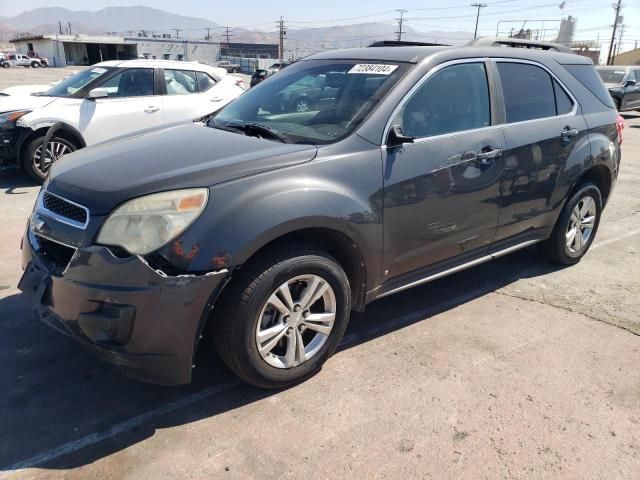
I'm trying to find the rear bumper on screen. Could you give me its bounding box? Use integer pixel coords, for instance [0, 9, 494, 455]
[19, 227, 229, 385]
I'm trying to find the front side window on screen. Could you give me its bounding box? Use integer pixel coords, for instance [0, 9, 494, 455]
[497, 62, 556, 123]
[213, 60, 409, 145]
[45, 66, 113, 97]
[99, 68, 155, 97]
[164, 70, 197, 95]
[393, 62, 490, 138]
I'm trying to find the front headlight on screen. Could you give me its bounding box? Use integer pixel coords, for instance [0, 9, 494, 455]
[0, 110, 31, 125]
[97, 188, 208, 255]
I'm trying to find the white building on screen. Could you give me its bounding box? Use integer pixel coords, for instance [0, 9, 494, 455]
[11, 34, 220, 67]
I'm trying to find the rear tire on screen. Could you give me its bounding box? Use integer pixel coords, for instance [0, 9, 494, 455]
[538, 182, 602, 265]
[21, 135, 78, 183]
[31, 61, 39, 68]
[212, 245, 351, 389]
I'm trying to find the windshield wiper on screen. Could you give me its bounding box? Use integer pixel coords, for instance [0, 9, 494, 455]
[208, 120, 292, 144]
[230, 123, 292, 144]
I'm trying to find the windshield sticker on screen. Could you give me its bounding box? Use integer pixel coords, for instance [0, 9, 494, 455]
[348, 64, 398, 75]
[91, 68, 107, 74]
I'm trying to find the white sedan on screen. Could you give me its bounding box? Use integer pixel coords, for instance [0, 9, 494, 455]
[0, 59, 245, 181]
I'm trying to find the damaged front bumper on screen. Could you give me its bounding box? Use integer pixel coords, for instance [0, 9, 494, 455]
[19, 226, 229, 385]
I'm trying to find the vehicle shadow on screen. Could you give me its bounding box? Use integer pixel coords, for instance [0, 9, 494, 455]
[0, 170, 38, 194]
[0, 247, 561, 471]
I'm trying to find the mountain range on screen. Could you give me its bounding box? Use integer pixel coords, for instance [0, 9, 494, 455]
[0, 6, 473, 57]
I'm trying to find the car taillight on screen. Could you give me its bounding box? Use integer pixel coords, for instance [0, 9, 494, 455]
[616, 114, 624, 145]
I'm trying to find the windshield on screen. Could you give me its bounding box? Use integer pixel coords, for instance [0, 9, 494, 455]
[44, 66, 113, 97]
[213, 60, 408, 144]
[596, 68, 626, 84]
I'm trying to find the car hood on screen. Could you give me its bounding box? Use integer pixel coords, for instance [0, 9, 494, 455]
[47, 123, 318, 215]
[1, 85, 51, 96]
[0, 94, 56, 112]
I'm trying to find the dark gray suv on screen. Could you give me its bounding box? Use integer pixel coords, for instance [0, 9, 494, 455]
[20, 46, 621, 388]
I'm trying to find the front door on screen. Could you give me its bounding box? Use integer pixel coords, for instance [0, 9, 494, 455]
[382, 61, 505, 281]
[79, 67, 163, 145]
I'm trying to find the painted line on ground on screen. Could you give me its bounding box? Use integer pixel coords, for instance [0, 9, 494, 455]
[1, 380, 240, 474]
[591, 227, 640, 250]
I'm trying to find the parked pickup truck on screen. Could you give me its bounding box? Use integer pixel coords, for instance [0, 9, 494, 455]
[27, 51, 49, 67]
[1, 53, 44, 68]
[214, 60, 241, 73]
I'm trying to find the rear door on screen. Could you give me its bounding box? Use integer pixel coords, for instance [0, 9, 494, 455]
[160, 69, 222, 122]
[491, 60, 588, 242]
[382, 60, 505, 280]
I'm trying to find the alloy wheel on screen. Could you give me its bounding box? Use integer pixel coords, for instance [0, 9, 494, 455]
[566, 195, 597, 253]
[295, 99, 310, 112]
[33, 141, 73, 176]
[255, 274, 336, 369]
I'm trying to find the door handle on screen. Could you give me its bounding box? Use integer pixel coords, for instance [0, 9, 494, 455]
[476, 148, 502, 165]
[210, 97, 223, 102]
[144, 106, 160, 113]
[561, 126, 579, 145]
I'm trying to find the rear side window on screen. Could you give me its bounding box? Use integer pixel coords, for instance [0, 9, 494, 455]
[196, 71, 217, 92]
[164, 70, 197, 95]
[564, 64, 616, 109]
[395, 62, 491, 138]
[497, 62, 556, 123]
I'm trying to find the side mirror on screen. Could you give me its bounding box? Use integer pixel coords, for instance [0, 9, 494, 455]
[87, 87, 108, 100]
[387, 125, 414, 147]
[624, 79, 637, 87]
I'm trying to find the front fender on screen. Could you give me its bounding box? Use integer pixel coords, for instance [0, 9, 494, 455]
[150, 147, 384, 290]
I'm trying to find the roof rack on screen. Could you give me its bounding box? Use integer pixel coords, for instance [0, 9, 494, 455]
[368, 40, 450, 47]
[466, 37, 573, 53]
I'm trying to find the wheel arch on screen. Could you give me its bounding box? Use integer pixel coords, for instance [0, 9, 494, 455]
[572, 164, 612, 205]
[18, 123, 86, 162]
[235, 225, 369, 312]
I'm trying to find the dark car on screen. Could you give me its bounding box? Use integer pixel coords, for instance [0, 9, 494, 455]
[596, 65, 640, 112]
[250, 69, 269, 87]
[262, 72, 345, 112]
[20, 46, 621, 389]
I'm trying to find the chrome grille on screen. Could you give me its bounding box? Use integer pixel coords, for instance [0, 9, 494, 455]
[41, 191, 89, 228]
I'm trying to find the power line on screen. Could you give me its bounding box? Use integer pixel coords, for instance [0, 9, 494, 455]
[471, 3, 487, 39]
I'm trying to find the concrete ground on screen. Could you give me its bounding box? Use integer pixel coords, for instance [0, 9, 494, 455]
[0, 78, 638, 478]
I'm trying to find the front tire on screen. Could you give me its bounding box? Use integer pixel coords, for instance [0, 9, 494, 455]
[213, 246, 351, 388]
[538, 182, 602, 265]
[21, 135, 77, 183]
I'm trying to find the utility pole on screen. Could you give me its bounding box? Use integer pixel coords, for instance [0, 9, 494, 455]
[277, 16, 286, 63]
[606, 0, 622, 65]
[173, 28, 181, 39]
[395, 9, 407, 41]
[205, 27, 211, 40]
[224, 26, 234, 45]
[471, 3, 487, 40]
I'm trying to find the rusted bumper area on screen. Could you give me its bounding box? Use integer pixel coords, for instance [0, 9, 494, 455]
[19, 227, 228, 385]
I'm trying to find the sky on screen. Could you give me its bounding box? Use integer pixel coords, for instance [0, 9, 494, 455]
[1, 0, 639, 53]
